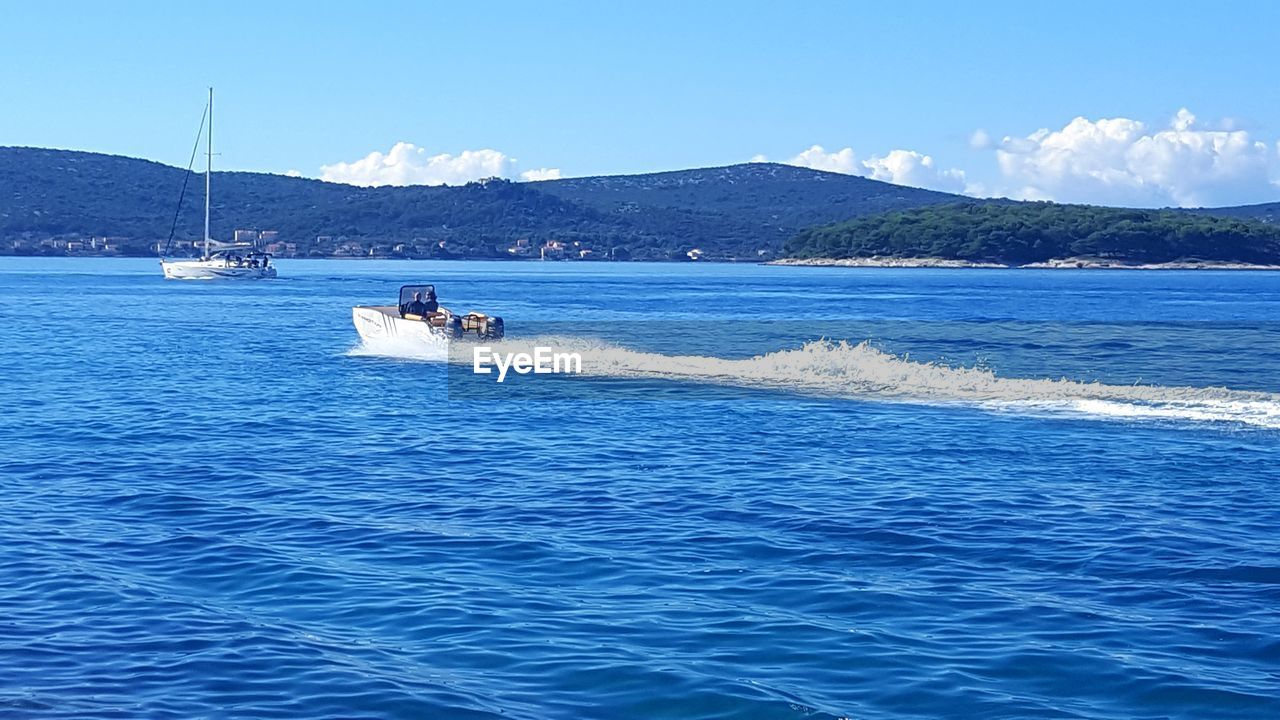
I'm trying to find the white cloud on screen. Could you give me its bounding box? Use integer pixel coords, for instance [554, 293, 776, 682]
[284, 169, 303, 178]
[969, 129, 993, 150]
[995, 109, 1280, 207]
[519, 167, 562, 182]
[860, 149, 969, 194]
[319, 142, 559, 186]
[786, 144, 860, 174]
[760, 145, 972, 194]
[1172, 108, 1196, 132]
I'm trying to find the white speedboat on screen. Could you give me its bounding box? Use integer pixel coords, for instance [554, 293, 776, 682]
[160, 87, 278, 281]
[353, 284, 504, 343]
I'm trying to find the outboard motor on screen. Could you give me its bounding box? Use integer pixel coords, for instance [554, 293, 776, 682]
[447, 315, 464, 339]
[483, 316, 504, 341]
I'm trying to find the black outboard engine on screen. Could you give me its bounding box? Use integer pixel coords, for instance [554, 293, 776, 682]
[447, 315, 464, 339]
[484, 316, 504, 341]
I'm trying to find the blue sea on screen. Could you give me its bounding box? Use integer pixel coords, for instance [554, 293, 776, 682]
[1, 257, 1278, 719]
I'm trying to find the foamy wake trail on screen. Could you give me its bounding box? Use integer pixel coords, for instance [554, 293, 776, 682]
[360, 334, 1280, 429]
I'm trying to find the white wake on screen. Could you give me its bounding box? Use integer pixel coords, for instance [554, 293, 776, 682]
[352, 334, 1280, 429]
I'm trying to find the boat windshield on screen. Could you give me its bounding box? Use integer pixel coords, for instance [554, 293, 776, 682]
[399, 285, 436, 315]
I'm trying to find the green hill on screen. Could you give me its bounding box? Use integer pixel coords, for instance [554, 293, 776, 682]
[784, 202, 1280, 265]
[536, 163, 965, 251]
[6, 147, 1277, 262]
[1186, 201, 1280, 224]
[0, 147, 967, 260]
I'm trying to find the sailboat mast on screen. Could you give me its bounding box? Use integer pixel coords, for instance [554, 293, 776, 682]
[204, 87, 212, 259]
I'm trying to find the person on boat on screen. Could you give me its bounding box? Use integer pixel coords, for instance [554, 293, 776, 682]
[405, 292, 429, 316]
[423, 289, 439, 313]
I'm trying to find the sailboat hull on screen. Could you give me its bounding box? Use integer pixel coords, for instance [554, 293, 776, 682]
[161, 260, 278, 280]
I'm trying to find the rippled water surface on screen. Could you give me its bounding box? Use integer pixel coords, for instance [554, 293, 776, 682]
[2, 258, 1278, 719]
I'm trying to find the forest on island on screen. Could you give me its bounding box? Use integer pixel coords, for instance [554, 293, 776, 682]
[784, 202, 1280, 264]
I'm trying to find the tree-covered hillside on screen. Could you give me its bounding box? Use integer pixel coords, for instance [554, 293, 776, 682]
[0, 147, 625, 258]
[1186, 202, 1280, 224]
[0, 148, 971, 259]
[536, 163, 967, 245]
[785, 202, 1280, 264]
[7, 148, 1277, 262]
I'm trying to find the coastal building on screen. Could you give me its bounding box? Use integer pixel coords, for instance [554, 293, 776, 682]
[333, 241, 366, 257]
[93, 236, 128, 253]
[156, 239, 196, 255]
[541, 240, 566, 260]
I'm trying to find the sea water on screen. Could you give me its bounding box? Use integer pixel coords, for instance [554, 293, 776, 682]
[1, 258, 1277, 719]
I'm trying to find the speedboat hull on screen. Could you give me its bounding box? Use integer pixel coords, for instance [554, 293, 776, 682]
[352, 306, 449, 343]
[161, 260, 277, 280]
[353, 286, 503, 345]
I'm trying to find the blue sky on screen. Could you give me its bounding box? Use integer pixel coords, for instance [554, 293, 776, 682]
[3, 1, 1279, 206]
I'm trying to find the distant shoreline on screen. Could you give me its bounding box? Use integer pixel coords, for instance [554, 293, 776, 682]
[768, 256, 1280, 270]
[6, 255, 1280, 270]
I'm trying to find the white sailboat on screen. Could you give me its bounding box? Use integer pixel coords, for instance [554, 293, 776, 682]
[161, 88, 277, 280]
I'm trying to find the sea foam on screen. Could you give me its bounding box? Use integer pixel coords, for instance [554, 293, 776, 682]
[354, 335, 1280, 429]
